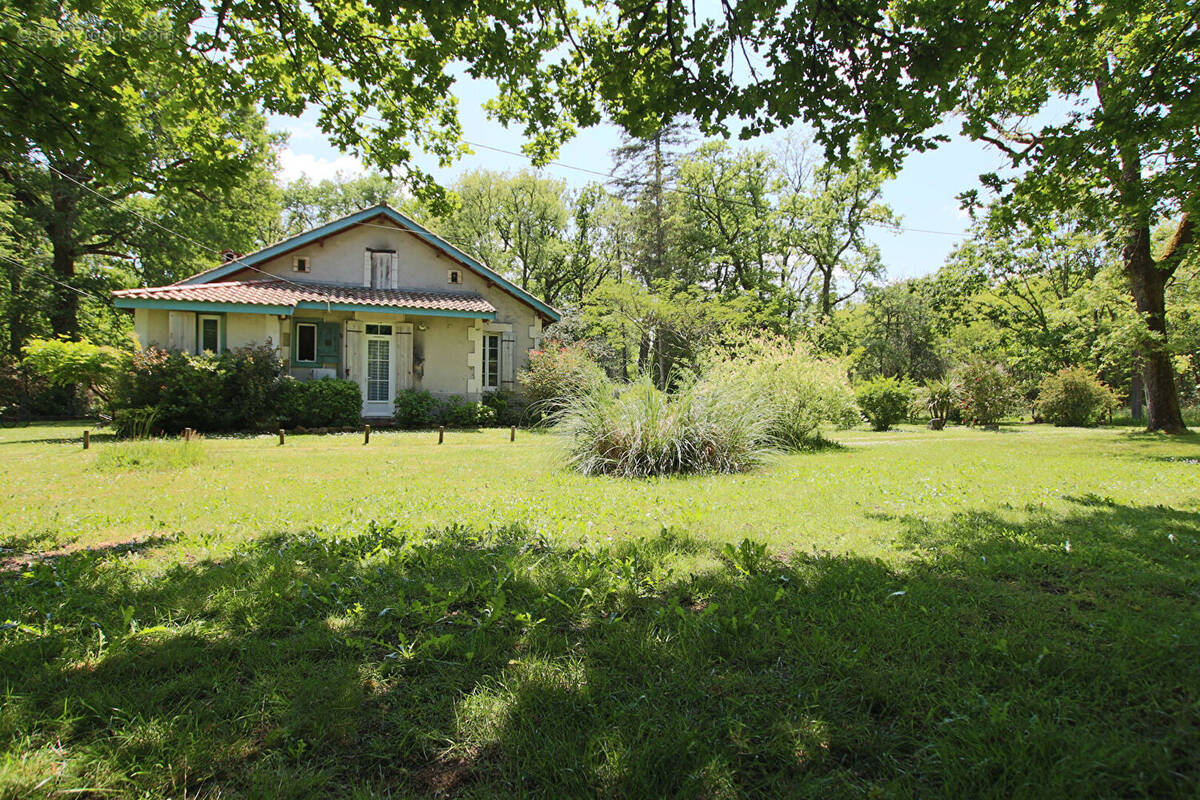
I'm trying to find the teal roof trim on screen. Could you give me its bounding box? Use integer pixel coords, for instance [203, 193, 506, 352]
[177, 204, 561, 321]
[114, 296, 496, 320]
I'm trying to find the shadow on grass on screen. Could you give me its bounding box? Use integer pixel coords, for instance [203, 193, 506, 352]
[1, 503, 1197, 798]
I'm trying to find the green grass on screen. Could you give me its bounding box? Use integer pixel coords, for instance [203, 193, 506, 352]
[1, 422, 1198, 797]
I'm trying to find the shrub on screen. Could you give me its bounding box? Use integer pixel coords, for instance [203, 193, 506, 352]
[912, 377, 958, 422]
[481, 389, 527, 427]
[1035, 367, 1119, 427]
[433, 395, 496, 428]
[278, 378, 361, 428]
[557, 375, 772, 477]
[21, 337, 129, 408]
[519, 341, 608, 424]
[112, 406, 159, 439]
[855, 377, 915, 431]
[219, 343, 287, 429]
[394, 388, 438, 429]
[114, 347, 226, 433]
[705, 338, 858, 449]
[955, 360, 1018, 427]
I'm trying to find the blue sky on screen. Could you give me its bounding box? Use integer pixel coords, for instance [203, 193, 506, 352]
[271, 77, 1007, 283]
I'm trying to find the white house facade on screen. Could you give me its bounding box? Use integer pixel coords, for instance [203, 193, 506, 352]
[112, 205, 560, 418]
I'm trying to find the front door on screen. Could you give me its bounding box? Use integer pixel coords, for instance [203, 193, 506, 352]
[363, 324, 394, 416]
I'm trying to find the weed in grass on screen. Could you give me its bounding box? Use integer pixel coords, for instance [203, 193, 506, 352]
[93, 437, 206, 471]
[1, 505, 1197, 798]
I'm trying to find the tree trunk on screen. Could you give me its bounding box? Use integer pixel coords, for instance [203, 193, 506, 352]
[1129, 370, 1144, 421]
[46, 173, 81, 339]
[1125, 225, 1185, 433]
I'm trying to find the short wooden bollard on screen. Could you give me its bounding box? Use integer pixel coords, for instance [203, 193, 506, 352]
[82, 430, 90, 450]
[278, 429, 285, 446]
[510, 426, 515, 442]
[363, 424, 371, 445]
[438, 425, 444, 445]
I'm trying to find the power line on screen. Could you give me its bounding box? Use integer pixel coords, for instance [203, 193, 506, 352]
[0, 252, 109, 301]
[40, 163, 309, 289]
[355, 112, 967, 238]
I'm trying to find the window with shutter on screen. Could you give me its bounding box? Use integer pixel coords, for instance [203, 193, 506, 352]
[369, 250, 395, 288]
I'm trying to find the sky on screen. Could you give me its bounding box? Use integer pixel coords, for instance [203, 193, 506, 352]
[270, 77, 1010, 283]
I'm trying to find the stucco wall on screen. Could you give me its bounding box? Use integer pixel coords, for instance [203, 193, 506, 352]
[221, 218, 545, 375]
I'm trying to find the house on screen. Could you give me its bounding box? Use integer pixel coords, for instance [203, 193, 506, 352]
[112, 204, 560, 418]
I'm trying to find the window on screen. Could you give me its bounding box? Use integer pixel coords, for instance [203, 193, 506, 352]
[482, 333, 500, 389]
[365, 324, 393, 335]
[292, 255, 310, 273]
[198, 315, 220, 353]
[295, 323, 317, 363]
[448, 269, 462, 285]
[369, 250, 395, 288]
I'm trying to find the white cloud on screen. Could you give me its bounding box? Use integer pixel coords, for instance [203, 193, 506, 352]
[277, 148, 365, 183]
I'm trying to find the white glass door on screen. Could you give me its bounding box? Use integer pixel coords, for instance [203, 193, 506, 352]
[364, 335, 392, 412]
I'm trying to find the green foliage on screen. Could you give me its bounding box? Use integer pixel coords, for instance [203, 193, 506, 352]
[706, 337, 858, 448]
[115, 344, 305, 433]
[111, 406, 158, 439]
[955, 360, 1018, 427]
[557, 375, 772, 477]
[519, 341, 609, 424]
[21, 337, 128, 402]
[481, 389, 528, 427]
[434, 395, 496, 429]
[278, 378, 362, 429]
[1036, 368, 1120, 427]
[393, 389, 439, 429]
[855, 377, 915, 431]
[395, 389, 501, 429]
[914, 378, 959, 422]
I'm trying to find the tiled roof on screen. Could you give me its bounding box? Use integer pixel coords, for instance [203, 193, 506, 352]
[113, 279, 497, 314]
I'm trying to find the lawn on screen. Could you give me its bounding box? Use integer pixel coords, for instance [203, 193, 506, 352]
[1, 422, 1198, 797]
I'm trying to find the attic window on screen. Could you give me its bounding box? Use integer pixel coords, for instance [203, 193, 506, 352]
[448, 269, 462, 285]
[292, 255, 310, 273]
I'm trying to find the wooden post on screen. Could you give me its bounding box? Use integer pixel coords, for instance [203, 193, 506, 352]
[364, 424, 371, 445]
[278, 429, 285, 446]
[438, 425, 444, 445]
[82, 430, 90, 450]
[510, 426, 515, 442]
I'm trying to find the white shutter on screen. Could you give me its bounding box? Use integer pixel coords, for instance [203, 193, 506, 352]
[346, 320, 364, 385]
[168, 311, 196, 353]
[363, 250, 372, 287]
[390, 252, 399, 289]
[395, 323, 413, 390]
[501, 332, 515, 389]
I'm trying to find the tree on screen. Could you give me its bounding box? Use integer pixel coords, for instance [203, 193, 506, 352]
[279, 174, 404, 236]
[561, 0, 1199, 431]
[0, 7, 280, 338]
[775, 141, 897, 319]
[675, 141, 776, 293]
[610, 120, 694, 283]
[853, 282, 945, 382]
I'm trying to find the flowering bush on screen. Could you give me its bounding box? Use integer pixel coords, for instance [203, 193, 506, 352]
[954, 360, 1018, 426]
[519, 341, 608, 424]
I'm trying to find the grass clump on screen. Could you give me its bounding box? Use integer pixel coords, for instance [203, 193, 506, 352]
[558, 375, 772, 477]
[93, 436, 206, 471]
[706, 337, 858, 449]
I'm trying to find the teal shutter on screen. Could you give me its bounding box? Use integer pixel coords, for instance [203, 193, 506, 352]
[317, 322, 341, 366]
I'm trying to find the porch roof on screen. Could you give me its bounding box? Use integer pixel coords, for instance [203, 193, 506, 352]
[112, 279, 497, 319]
